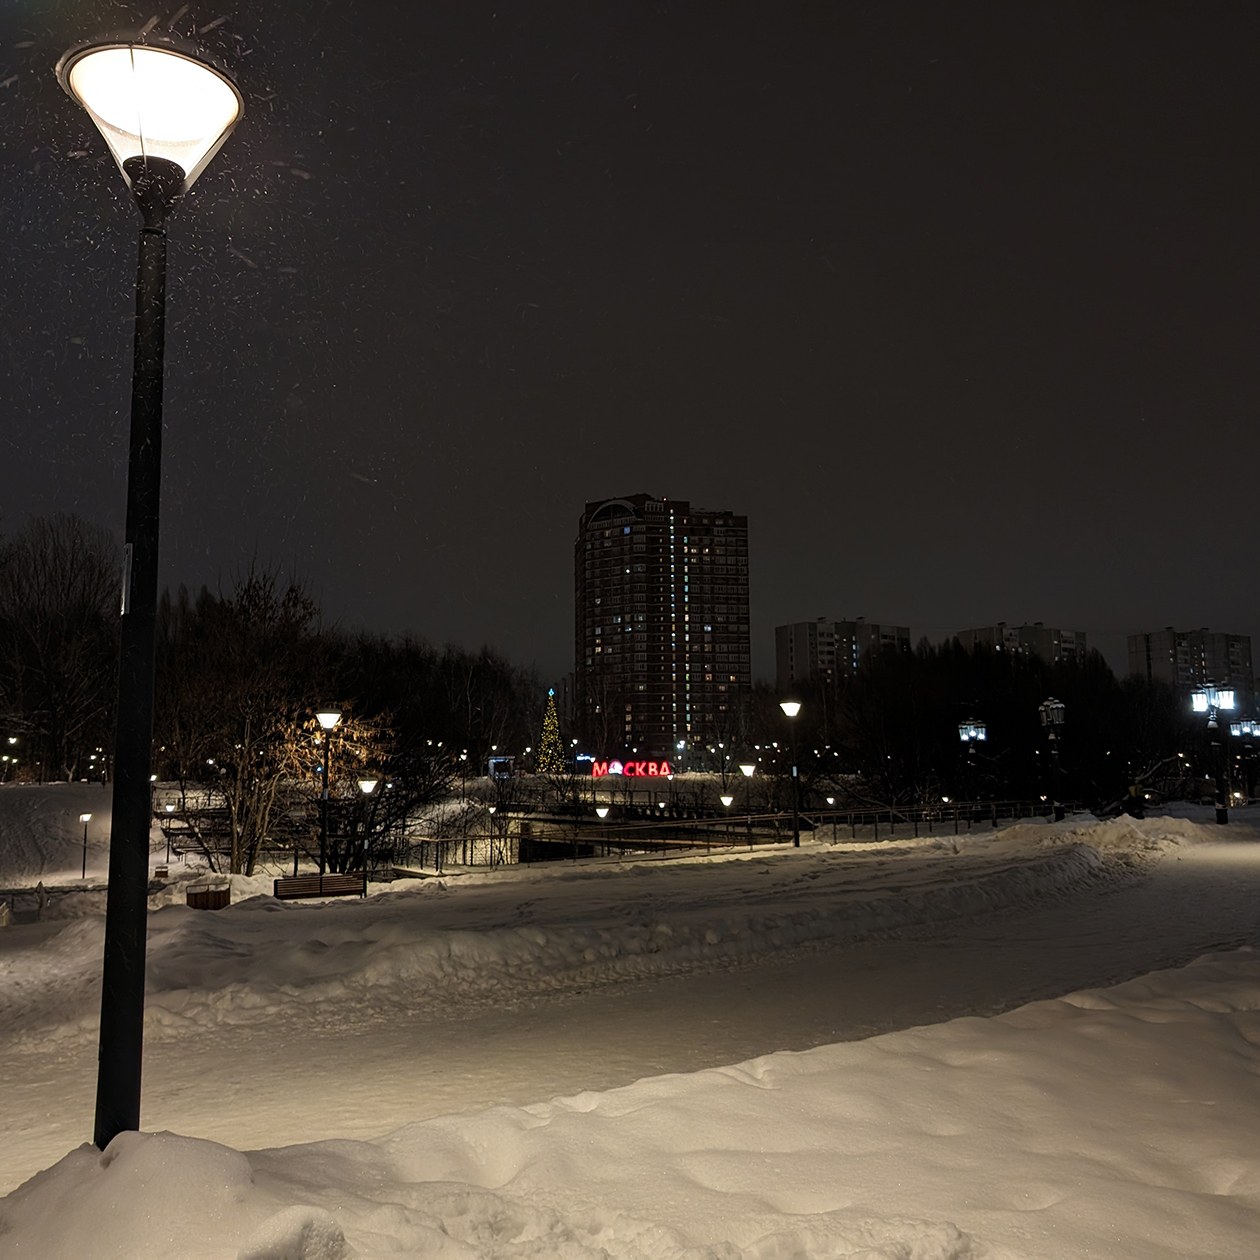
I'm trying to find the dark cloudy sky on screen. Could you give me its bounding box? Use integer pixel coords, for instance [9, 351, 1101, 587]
[1, 2, 1258, 683]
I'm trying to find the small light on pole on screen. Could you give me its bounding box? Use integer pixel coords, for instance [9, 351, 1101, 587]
[1038, 698, 1066, 822]
[1191, 685, 1235, 824]
[80, 813, 92, 880]
[739, 762, 756, 839]
[779, 702, 801, 847]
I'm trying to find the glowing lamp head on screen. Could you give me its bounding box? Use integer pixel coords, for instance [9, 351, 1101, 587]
[1219, 690, 1237, 711]
[595, 806, 610, 819]
[80, 813, 92, 824]
[316, 710, 342, 730]
[739, 763, 755, 777]
[779, 701, 801, 719]
[358, 778, 378, 795]
[57, 36, 243, 197]
[1191, 692, 1209, 713]
[720, 795, 734, 807]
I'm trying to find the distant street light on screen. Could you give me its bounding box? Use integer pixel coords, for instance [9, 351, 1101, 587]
[58, 30, 242, 1154]
[80, 814, 92, 880]
[720, 794, 734, 808]
[358, 778, 378, 891]
[315, 711, 342, 875]
[739, 762, 756, 837]
[1038, 698, 1066, 822]
[958, 718, 986, 803]
[163, 803, 175, 864]
[779, 702, 801, 846]
[1191, 684, 1236, 824]
[595, 806, 610, 819]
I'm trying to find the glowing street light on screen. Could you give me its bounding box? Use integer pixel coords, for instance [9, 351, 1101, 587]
[739, 762, 756, 837]
[80, 813, 92, 880]
[1038, 698, 1066, 822]
[1191, 684, 1235, 823]
[779, 701, 802, 846]
[57, 30, 243, 1155]
[314, 711, 341, 877]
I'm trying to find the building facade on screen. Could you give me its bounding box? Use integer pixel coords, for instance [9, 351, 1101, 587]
[775, 618, 910, 691]
[1128, 628, 1254, 703]
[956, 622, 1087, 665]
[574, 494, 751, 758]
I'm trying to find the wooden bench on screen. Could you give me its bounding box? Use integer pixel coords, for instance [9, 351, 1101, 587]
[273, 873, 366, 900]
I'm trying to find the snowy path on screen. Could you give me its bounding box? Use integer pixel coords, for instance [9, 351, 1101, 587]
[3, 820, 1259, 1200]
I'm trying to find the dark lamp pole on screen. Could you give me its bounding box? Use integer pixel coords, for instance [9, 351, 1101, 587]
[1038, 698, 1066, 822]
[315, 711, 342, 875]
[57, 32, 242, 1154]
[780, 702, 801, 847]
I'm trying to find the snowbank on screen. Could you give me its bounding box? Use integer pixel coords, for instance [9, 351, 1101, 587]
[0, 820, 1149, 1046]
[2, 948, 1257, 1259]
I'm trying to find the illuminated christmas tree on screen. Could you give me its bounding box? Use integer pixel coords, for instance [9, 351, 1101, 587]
[537, 688, 566, 774]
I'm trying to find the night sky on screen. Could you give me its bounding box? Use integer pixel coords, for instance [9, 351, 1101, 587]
[2, 2, 1258, 684]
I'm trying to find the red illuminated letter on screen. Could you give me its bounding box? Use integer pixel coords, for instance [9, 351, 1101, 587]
[660, 760, 672, 776]
[647, 762, 659, 775]
[591, 762, 608, 777]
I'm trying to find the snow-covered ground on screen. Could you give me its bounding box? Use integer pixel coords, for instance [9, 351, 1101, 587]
[2, 799, 1259, 1257]
[2, 948, 1258, 1259]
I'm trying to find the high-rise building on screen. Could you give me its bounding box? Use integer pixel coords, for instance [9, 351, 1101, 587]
[1128, 628, 1253, 703]
[956, 622, 1088, 665]
[775, 618, 910, 691]
[574, 494, 750, 757]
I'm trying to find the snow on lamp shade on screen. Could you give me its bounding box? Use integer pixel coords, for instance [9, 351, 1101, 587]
[58, 43, 242, 191]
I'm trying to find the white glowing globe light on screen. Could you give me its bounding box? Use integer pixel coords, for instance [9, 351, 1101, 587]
[59, 42, 242, 190]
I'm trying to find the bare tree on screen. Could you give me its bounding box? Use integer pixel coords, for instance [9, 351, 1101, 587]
[0, 514, 119, 780]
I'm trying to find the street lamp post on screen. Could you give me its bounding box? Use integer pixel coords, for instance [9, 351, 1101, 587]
[1038, 698, 1066, 822]
[163, 803, 175, 864]
[358, 778, 378, 893]
[957, 718, 986, 809]
[1192, 685, 1236, 824]
[780, 702, 801, 847]
[58, 32, 242, 1152]
[739, 762, 756, 842]
[80, 813, 92, 880]
[315, 711, 342, 875]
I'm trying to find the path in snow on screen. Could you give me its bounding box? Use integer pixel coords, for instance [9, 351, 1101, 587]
[4, 823, 1259, 1195]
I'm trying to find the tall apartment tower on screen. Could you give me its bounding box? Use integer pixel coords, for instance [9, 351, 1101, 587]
[575, 494, 751, 757]
[1128, 628, 1254, 703]
[775, 618, 910, 690]
[957, 622, 1087, 665]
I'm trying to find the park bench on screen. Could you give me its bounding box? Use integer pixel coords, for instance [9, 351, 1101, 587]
[273, 873, 365, 900]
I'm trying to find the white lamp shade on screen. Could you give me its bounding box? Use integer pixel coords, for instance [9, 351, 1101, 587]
[739, 763, 756, 777]
[595, 807, 610, 818]
[358, 779, 378, 795]
[316, 711, 342, 730]
[720, 795, 734, 807]
[780, 701, 801, 718]
[80, 813, 92, 823]
[60, 43, 242, 190]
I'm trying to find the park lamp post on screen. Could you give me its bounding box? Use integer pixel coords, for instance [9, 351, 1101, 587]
[315, 711, 342, 875]
[1038, 698, 1066, 822]
[958, 718, 986, 804]
[739, 762, 756, 836]
[57, 32, 242, 1153]
[358, 778, 378, 891]
[779, 702, 802, 847]
[80, 814, 92, 880]
[1191, 685, 1236, 824]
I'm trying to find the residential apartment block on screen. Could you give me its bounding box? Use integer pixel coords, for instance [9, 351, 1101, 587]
[1128, 628, 1254, 703]
[775, 618, 910, 691]
[574, 494, 751, 757]
[956, 622, 1088, 665]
